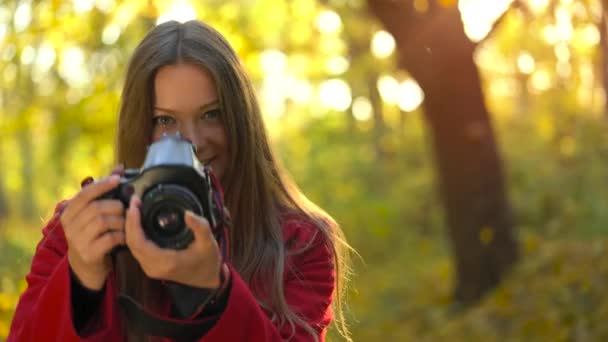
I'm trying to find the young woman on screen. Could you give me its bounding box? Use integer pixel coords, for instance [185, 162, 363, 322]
[8, 20, 351, 341]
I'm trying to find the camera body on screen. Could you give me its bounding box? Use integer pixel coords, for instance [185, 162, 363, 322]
[101, 134, 221, 250]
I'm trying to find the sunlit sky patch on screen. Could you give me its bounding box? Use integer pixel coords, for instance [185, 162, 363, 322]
[459, 0, 514, 42]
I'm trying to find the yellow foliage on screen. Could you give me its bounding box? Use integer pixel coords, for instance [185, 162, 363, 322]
[0, 293, 12, 311]
[559, 135, 577, 157]
[535, 114, 555, 140]
[0, 320, 8, 340]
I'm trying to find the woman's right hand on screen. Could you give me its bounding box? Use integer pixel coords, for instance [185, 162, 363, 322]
[60, 174, 126, 291]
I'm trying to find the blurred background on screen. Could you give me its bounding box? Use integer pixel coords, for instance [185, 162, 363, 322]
[1, 0, 608, 340]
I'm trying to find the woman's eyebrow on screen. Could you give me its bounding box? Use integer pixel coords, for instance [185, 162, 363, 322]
[154, 100, 220, 114]
[199, 100, 220, 110]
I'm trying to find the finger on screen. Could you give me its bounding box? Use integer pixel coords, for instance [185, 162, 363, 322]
[90, 231, 126, 259]
[84, 214, 126, 243]
[185, 211, 218, 252]
[125, 196, 177, 275]
[62, 175, 121, 223]
[125, 195, 157, 256]
[69, 200, 125, 235]
[110, 163, 125, 176]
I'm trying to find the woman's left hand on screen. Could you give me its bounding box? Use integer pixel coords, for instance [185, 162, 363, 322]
[125, 195, 222, 289]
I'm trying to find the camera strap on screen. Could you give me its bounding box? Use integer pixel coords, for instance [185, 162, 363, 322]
[118, 293, 219, 340]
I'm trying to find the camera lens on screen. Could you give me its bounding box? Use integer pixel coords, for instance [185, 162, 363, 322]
[154, 206, 184, 235]
[141, 184, 202, 249]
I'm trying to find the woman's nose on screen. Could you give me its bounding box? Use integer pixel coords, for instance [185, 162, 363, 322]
[179, 123, 205, 151]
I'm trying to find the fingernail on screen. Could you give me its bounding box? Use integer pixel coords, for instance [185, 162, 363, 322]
[185, 210, 197, 220]
[80, 176, 94, 188]
[111, 164, 124, 175]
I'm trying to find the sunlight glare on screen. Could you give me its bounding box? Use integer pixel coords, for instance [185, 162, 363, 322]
[528, 70, 552, 92]
[59, 47, 90, 88]
[326, 56, 350, 75]
[542, 25, 557, 45]
[35, 42, 56, 74]
[286, 78, 314, 105]
[102, 24, 121, 45]
[377, 75, 400, 105]
[554, 42, 570, 62]
[528, 0, 549, 14]
[581, 24, 599, 46]
[14, 2, 32, 33]
[156, 0, 197, 25]
[32, 44, 56, 83]
[554, 5, 573, 41]
[371, 30, 395, 59]
[20, 45, 35, 65]
[556, 60, 571, 79]
[398, 79, 424, 112]
[73, 0, 95, 13]
[0, 7, 7, 44]
[260, 49, 288, 74]
[319, 79, 352, 111]
[459, 0, 513, 42]
[315, 10, 342, 35]
[489, 78, 517, 97]
[0, 24, 6, 45]
[352, 96, 372, 121]
[95, 0, 116, 13]
[517, 52, 535, 75]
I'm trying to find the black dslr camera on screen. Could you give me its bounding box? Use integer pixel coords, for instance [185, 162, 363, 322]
[100, 134, 222, 250]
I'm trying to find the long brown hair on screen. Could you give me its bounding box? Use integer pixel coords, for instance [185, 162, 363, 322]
[114, 20, 352, 341]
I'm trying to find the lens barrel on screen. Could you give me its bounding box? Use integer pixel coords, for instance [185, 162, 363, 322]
[141, 183, 202, 249]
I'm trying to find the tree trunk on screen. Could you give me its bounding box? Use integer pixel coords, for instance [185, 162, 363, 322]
[367, 0, 518, 303]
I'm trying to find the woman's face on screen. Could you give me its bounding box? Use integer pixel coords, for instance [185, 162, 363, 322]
[152, 63, 228, 180]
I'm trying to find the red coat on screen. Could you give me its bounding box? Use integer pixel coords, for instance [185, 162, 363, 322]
[8, 202, 335, 341]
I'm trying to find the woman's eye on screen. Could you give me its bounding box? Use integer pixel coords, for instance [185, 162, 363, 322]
[202, 109, 221, 121]
[152, 115, 176, 126]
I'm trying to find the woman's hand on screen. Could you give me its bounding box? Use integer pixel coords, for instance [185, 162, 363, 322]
[125, 195, 222, 289]
[61, 173, 126, 291]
